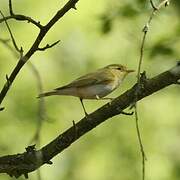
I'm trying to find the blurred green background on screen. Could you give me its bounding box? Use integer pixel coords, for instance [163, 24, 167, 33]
[0, 0, 180, 180]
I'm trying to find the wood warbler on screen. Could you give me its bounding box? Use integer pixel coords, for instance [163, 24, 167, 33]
[38, 64, 134, 116]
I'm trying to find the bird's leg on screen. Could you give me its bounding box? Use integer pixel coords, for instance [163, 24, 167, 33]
[79, 98, 88, 117]
[95, 95, 100, 100]
[95, 95, 114, 105]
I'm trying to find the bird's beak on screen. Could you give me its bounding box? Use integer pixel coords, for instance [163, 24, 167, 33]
[126, 69, 135, 73]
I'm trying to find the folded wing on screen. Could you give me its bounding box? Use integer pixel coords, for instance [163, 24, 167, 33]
[55, 69, 114, 90]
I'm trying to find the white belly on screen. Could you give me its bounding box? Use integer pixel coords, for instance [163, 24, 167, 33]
[56, 79, 121, 99]
[77, 84, 114, 99]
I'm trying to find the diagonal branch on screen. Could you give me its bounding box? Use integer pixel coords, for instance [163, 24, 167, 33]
[0, 63, 179, 179]
[0, 0, 79, 107]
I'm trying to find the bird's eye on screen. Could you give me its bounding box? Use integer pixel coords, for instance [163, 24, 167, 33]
[117, 67, 121, 70]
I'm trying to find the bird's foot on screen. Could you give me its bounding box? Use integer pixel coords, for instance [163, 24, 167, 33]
[121, 111, 134, 116]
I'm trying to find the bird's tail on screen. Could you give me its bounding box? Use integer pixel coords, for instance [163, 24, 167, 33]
[37, 91, 57, 98]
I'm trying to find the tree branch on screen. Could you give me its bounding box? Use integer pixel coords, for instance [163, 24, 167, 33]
[9, 0, 13, 15]
[135, 2, 171, 179]
[0, 63, 179, 178]
[37, 40, 60, 51]
[0, 0, 43, 29]
[0, 14, 43, 29]
[0, 0, 79, 107]
[137, 0, 171, 83]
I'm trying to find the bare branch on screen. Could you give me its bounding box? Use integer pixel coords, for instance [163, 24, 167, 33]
[137, 0, 171, 82]
[9, 0, 13, 15]
[0, 64, 179, 178]
[37, 40, 60, 51]
[0, 15, 43, 29]
[0, 0, 79, 107]
[0, 0, 43, 29]
[135, 1, 171, 179]
[150, 0, 158, 11]
[134, 104, 147, 180]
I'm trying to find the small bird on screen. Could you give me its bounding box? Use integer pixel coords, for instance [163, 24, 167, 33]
[38, 64, 134, 116]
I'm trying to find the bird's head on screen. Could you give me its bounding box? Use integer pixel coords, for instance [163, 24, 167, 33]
[104, 64, 134, 79]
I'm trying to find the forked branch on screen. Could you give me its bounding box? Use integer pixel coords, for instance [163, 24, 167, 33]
[0, 0, 79, 107]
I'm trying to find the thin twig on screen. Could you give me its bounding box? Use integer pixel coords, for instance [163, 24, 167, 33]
[150, 0, 158, 11]
[0, 0, 43, 29]
[137, 0, 170, 82]
[0, 0, 79, 107]
[134, 104, 147, 180]
[9, 0, 13, 15]
[37, 40, 60, 51]
[0, 15, 43, 29]
[135, 10, 148, 180]
[135, 1, 171, 180]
